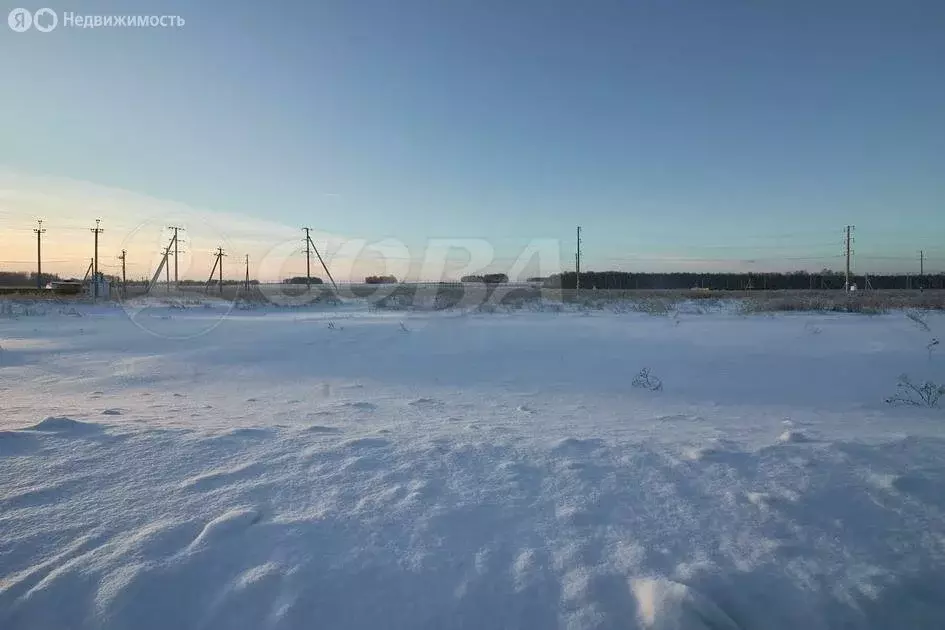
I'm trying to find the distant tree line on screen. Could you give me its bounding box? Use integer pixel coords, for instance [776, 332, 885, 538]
[3, 268, 942, 291]
[121, 278, 259, 286]
[283, 277, 323, 285]
[0, 271, 63, 287]
[365, 275, 397, 284]
[545, 270, 945, 291]
[461, 273, 509, 284]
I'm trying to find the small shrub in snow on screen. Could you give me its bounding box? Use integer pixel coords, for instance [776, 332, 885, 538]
[632, 368, 663, 392]
[0, 301, 48, 318]
[637, 298, 673, 316]
[885, 374, 944, 408]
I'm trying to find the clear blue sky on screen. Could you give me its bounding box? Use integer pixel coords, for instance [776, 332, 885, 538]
[2, 0, 944, 275]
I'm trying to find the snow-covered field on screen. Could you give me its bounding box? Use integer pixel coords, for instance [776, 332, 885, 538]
[2, 299, 944, 629]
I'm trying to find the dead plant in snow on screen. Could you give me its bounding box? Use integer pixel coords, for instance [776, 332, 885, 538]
[906, 310, 931, 332]
[885, 374, 945, 408]
[632, 368, 664, 392]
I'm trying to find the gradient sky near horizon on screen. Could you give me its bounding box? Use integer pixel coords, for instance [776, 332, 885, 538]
[1, 0, 944, 280]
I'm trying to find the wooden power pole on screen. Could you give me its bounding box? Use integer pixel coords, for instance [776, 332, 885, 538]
[168, 226, 185, 288]
[164, 246, 171, 293]
[91, 219, 104, 299]
[575, 226, 582, 293]
[843, 225, 854, 291]
[34, 219, 45, 288]
[244, 254, 250, 294]
[303, 227, 313, 288]
[119, 249, 127, 297]
[205, 247, 226, 295]
[303, 230, 338, 291]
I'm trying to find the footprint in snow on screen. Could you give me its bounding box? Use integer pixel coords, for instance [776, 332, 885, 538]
[655, 414, 703, 423]
[304, 425, 341, 434]
[342, 402, 377, 411]
[778, 430, 813, 444]
[215, 427, 274, 440]
[342, 437, 391, 450]
[308, 410, 335, 418]
[409, 397, 442, 407]
[552, 437, 606, 455]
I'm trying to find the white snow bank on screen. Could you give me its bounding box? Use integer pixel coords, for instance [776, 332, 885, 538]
[1, 304, 944, 629]
[2, 421, 944, 629]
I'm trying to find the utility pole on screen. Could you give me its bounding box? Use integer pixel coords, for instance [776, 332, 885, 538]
[218, 248, 225, 294]
[34, 219, 45, 289]
[168, 226, 185, 288]
[206, 248, 226, 294]
[303, 227, 313, 287]
[164, 246, 171, 293]
[119, 250, 127, 297]
[575, 226, 582, 293]
[244, 254, 250, 294]
[920, 250, 925, 276]
[843, 225, 854, 291]
[91, 219, 104, 299]
[303, 230, 338, 291]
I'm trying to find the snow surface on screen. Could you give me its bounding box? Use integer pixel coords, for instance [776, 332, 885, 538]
[2, 299, 945, 629]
